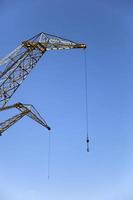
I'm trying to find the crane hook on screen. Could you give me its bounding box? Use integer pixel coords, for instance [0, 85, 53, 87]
[86, 136, 90, 152]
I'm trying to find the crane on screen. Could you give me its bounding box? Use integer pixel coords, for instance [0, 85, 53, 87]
[0, 32, 86, 135]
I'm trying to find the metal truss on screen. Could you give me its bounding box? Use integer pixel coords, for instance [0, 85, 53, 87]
[0, 32, 86, 135]
[0, 102, 50, 135]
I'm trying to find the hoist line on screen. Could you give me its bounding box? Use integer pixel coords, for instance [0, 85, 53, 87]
[48, 133, 51, 179]
[83, 49, 90, 152]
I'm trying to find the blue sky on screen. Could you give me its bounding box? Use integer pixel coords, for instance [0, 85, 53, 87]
[0, 0, 133, 199]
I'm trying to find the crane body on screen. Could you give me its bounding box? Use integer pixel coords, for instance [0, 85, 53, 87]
[0, 32, 86, 135]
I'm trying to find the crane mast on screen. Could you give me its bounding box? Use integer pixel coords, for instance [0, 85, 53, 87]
[0, 32, 86, 135]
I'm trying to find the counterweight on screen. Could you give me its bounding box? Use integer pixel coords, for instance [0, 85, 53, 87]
[0, 32, 86, 135]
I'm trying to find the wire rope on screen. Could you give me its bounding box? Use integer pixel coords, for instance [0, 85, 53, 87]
[83, 49, 90, 152]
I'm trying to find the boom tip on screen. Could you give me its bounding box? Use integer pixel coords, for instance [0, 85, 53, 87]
[47, 126, 51, 131]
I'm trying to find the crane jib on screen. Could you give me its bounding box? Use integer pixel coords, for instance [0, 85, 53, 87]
[0, 32, 86, 135]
